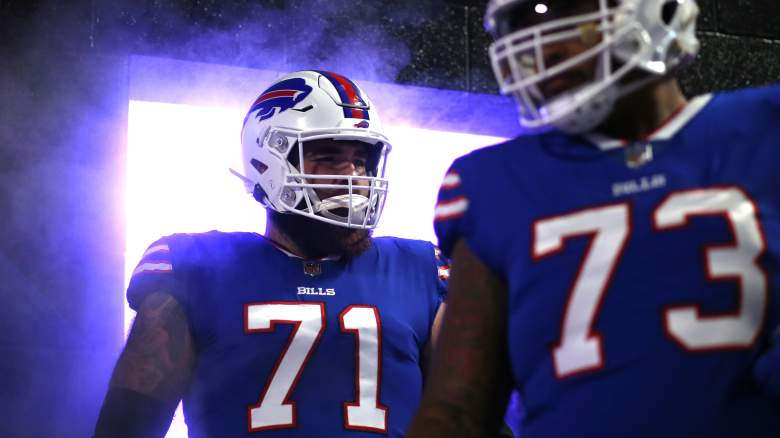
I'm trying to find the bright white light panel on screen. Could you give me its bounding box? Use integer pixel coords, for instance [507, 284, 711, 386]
[126, 99, 506, 437]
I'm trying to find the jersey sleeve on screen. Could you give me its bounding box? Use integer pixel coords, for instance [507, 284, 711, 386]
[126, 235, 189, 312]
[433, 159, 473, 260]
[427, 242, 449, 334]
[433, 245, 450, 300]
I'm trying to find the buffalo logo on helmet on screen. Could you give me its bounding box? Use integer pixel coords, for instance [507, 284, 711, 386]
[354, 120, 370, 129]
[245, 78, 313, 123]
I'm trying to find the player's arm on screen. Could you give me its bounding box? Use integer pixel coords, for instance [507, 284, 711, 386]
[422, 302, 447, 376]
[753, 326, 780, 406]
[407, 238, 512, 438]
[93, 291, 195, 438]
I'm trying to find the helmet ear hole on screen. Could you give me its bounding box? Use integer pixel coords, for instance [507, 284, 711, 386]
[661, 1, 679, 25]
[251, 159, 268, 174]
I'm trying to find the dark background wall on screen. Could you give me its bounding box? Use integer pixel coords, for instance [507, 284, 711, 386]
[0, 0, 778, 436]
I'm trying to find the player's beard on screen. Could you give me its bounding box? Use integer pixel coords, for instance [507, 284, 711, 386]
[268, 209, 372, 259]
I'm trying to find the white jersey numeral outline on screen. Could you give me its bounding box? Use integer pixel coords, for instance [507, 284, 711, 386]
[534, 187, 768, 379]
[245, 302, 326, 431]
[654, 188, 767, 350]
[244, 302, 387, 432]
[534, 204, 631, 378]
[340, 305, 389, 432]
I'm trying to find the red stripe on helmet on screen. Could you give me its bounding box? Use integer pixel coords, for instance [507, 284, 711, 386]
[323, 71, 368, 119]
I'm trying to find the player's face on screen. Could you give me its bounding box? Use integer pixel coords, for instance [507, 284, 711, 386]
[496, 0, 602, 100]
[301, 139, 371, 199]
[272, 139, 375, 259]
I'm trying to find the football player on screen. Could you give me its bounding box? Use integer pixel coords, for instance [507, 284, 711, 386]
[408, 0, 780, 437]
[93, 70, 447, 437]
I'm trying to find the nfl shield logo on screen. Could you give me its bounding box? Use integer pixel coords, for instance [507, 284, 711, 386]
[624, 142, 653, 168]
[303, 261, 322, 277]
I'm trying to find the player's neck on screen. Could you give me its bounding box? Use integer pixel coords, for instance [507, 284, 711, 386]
[266, 222, 309, 258]
[596, 78, 688, 142]
[265, 210, 372, 259]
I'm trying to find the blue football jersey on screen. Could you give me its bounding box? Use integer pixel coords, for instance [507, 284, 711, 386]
[434, 84, 780, 437]
[127, 232, 447, 437]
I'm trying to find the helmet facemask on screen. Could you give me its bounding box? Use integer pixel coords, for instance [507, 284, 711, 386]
[486, 0, 700, 133]
[261, 127, 390, 229]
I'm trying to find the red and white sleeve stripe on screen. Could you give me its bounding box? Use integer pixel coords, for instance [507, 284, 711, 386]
[434, 196, 469, 222]
[133, 242, 172, 276]
[440, 171, 461, 190]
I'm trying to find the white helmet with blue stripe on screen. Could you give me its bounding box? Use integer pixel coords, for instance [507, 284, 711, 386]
[233, 70, 391, 229]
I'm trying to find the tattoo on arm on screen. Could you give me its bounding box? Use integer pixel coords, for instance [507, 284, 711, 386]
[408, 239, 512, 437]
[110, 292, 195, 404]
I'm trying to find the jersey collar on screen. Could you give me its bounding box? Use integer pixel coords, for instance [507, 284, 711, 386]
[262, 234, 342, 261]
[583, 93, 713, 151]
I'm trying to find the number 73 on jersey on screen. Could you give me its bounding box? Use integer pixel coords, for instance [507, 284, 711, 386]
[534, 187, 768, 379]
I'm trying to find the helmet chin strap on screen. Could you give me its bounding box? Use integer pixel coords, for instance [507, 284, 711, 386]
[307, 190, 372, 225]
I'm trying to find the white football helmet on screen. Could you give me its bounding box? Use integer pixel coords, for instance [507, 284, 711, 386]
[485, 0, 700, 133]
[233, 70, 391, 229]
